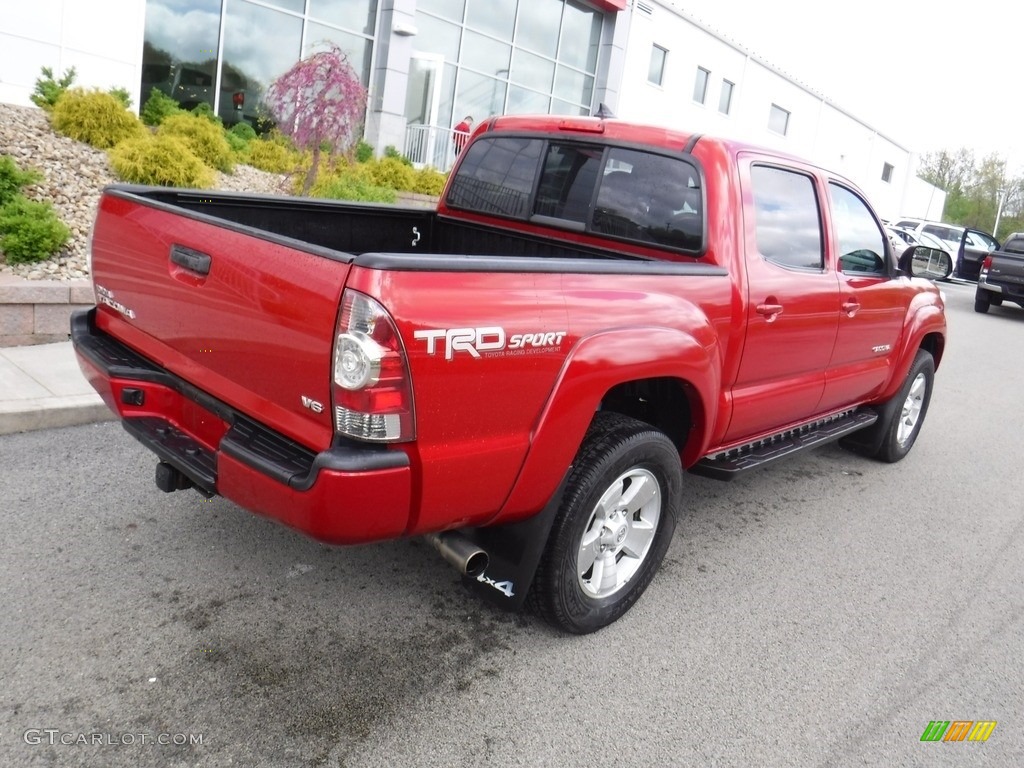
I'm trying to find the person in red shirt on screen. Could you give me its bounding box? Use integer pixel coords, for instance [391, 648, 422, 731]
[453, 115, 474, 155]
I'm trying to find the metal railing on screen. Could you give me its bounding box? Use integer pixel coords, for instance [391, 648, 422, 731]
[404, 124, 467, 171]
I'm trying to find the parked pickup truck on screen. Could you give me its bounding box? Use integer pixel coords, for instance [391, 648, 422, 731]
[975, 232, 1024, 313]
[72, 115, 947, 633]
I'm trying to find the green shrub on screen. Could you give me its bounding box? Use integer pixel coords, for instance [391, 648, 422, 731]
[31, 66, 77, 111]
[0, 196, 70, 263]
[308, 172, 396, 203]
[158, 113, 233, 173]
[366, 157, 416, 191]
[108, 86, 133, 109]
[224, 131, 249, 154]
[245, 138, 299, 173]
[0, 156, 43, 206]
[50, 88, 145, 149]
[383, 145, 412, 166]
[109, 135, 214, 188]
[355, 140, 373, 163]
[411, 167, 447, 197]
[191, 102, 223, 126]
[140, 88, 184, 126]
[229, 122, 257, 142]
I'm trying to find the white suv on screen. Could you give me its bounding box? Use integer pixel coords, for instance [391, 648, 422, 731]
[890, 218, 998, 280]
[891, 218, 965, 256]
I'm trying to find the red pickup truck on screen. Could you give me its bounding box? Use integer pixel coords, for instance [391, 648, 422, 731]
[73, 115, 946, 633]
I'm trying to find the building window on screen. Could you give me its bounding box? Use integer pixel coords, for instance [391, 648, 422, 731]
[718, 80, 733, 115]
[768, 103, 790, 135]
[648, 45, 667, 86]
[693, 66, 709, 104]
[881, 162, 894, 183]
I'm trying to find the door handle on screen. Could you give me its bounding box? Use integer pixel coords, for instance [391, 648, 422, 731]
[170, 244, 212, 276]
[756, 303, 784, 322]
[842, 299, 860, 317]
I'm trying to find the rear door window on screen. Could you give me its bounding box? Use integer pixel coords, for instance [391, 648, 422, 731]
[591, 147, 703, 251]
[751, 165, 824, 270]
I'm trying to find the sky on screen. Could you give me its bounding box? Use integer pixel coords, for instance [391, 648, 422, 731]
[675, 0, 1024, 172]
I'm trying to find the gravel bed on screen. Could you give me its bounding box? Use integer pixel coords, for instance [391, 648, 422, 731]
[0, 102, 290, 281]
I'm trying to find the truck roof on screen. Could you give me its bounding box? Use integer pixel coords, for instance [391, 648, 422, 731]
[480, 114, 836, 176]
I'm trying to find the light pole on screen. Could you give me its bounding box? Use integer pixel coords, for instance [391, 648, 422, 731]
[994, 188, 1007, 237]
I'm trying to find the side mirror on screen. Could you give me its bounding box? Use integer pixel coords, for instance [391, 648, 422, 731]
[839, 249, 886, 275]
[898, 245, 953, 280]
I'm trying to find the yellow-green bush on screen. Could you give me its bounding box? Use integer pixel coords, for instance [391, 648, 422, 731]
[307, 168, 396, 203]
[411, 167, 447, 197]
[109, 135, 214, 188]
[158, 113, 233, 173]
[245, 138, 300, 174]
[366, 157, 416, 192]
[51, 88, 145, 149]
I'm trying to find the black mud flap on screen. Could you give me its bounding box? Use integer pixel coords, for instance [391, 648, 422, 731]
[457, 475, 568, 611]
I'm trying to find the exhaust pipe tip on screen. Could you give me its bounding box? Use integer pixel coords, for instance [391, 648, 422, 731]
[426, 532, 489, 578]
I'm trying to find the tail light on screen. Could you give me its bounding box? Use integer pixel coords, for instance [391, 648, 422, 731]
[332, 290, 415, 442]
[979, 255, 993, 281]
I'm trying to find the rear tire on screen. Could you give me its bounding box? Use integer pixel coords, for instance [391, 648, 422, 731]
[530, 413, 681, 634]
[876, 350, 934, 463]
[974, 289, 991, 313]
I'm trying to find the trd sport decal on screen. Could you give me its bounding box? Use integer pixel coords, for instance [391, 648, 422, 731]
[414, 327, 567, 360]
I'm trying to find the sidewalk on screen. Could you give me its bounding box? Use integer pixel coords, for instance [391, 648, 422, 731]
[0, 341, 114, 435]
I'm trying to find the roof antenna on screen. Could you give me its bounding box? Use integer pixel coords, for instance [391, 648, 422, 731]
[594, 102, 616, 119]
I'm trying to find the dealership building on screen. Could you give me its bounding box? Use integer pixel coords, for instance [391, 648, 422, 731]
[0, 0, 941, 218]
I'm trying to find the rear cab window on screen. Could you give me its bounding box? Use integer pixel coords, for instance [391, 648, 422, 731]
[446, 136, 704, 254]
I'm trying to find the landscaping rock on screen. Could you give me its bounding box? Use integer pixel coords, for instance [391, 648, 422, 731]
[0, 103, 290, 281]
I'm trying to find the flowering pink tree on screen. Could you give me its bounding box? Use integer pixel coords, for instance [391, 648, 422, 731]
[264, 43, 368, 194]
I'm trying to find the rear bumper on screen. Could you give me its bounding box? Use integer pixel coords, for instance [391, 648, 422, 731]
[71, 309, 412, 544]
[978, 277, 1024, 303]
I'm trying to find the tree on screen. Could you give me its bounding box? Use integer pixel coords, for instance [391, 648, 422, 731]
[917, 148, 975, 196]
[263, 44, 368, 194]
[916, 147, 1024, 239]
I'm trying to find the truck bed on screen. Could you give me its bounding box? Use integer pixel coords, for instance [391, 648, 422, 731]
[128, 186, 672, 263]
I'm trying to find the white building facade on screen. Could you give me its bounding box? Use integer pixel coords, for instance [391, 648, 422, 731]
[0, 0, 942, 218]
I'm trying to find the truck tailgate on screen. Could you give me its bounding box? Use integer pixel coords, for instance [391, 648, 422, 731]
[89, 188, 349, 450]
[987, 252, 1024, 291]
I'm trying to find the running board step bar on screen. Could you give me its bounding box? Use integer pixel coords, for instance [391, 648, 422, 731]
[690, 409, 879, 480]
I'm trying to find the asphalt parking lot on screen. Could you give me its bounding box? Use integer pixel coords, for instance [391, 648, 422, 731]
[1, 279, 1021, 767]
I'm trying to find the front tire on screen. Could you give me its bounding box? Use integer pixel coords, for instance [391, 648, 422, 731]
[876, 350, 934, 463]
[530, 413, 681, 634]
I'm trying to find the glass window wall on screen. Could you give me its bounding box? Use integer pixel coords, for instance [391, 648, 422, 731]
[417, 0, 466, 22]
[141, 0, 222, 112]
[413, 0, 606, 132]
[142, 0, 377, 130]
[304, 22, 372, 86]
[465, 0, 517, 40]
[308, 0, 378, 36]
[220, 1, 303, 126]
